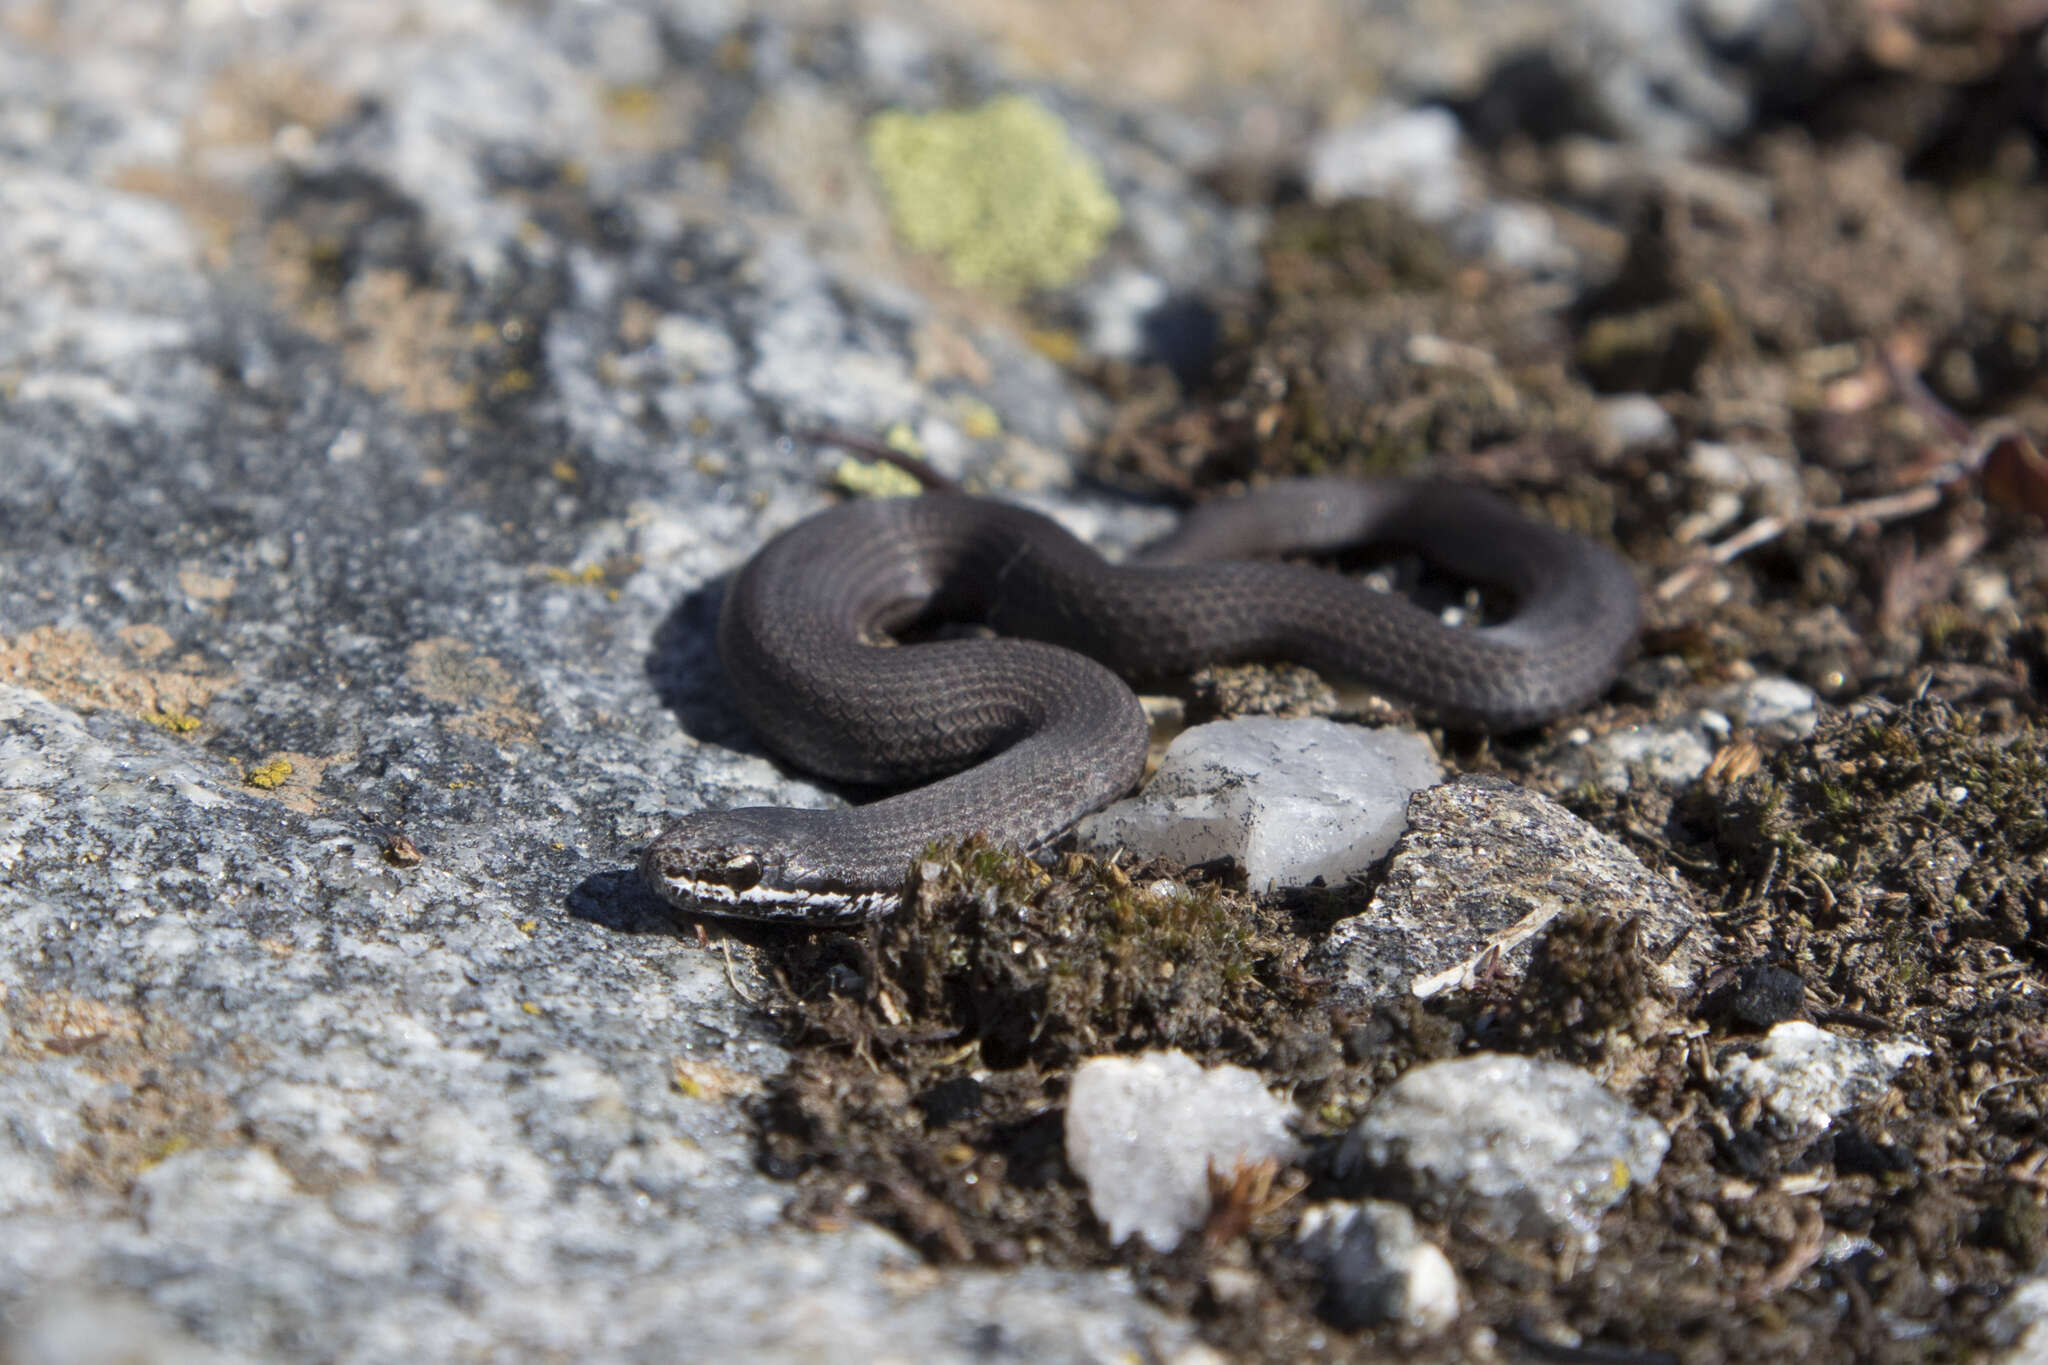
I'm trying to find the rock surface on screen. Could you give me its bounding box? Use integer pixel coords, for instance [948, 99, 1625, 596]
[1988, 1276, 2048, 1364]
[1073, 718, 1443, 891]
[1333, 1053, 1670, 1254]
[0, 687, 1202, 1359]
[1318, 775, 1710, 1007]
[0, 1, 1276, 1356]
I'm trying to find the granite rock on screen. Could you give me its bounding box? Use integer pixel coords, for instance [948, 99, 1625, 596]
[1333, 1053, 1670, 1255]
[1318, 775, 1710, 1008]
[0, 3, 1250, 1357]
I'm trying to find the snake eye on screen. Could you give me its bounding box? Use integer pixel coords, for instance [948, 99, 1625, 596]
[720, 854, 762, 891]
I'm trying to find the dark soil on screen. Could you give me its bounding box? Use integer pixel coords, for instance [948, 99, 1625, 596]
[742, 12, 2048, 1361]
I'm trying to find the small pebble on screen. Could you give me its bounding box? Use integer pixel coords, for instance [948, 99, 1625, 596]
[1074, 718, 1442, 893]
[1594, 393, 1675, 453]
[1064, 1051, 1297, 1253]
[1717, 1021, 1929, 1136]
[1295, 1199, 1460, 1333]
[1710, 676, 1821, 741]
[1726, 963, 1805, 1028]
[1335, 1053, 1669, 1253]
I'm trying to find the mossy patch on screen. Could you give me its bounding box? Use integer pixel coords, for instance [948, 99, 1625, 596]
[1711, 698, 2048, 1011]
[754, 838, 1330, 1264]
[1096, 196, 1598, 491]
[865, 840, 1305, 1068]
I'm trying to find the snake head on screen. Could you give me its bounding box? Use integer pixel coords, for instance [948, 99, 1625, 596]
[639, 808, 899, 925]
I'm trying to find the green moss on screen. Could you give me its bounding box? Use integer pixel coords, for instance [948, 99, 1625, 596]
[862, 838, 1289, 1067]
[749, 835, 1331, 1266]
[866, 96, 1121, 297]
[1260, 198, 1456, 297]
[1719, 698, 2048, 1003]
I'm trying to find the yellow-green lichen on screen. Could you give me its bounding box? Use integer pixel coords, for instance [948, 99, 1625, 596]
[543, 563, 607, 587]
[829, 421, 927, 498]
[952, 396, 1003, 440]
[831, 456, 924, 499]
[866, 95, 1121, 296]
[245, 758, 293, 789]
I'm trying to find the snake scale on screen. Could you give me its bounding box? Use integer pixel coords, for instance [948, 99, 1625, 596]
[642, 478, 1640, 924]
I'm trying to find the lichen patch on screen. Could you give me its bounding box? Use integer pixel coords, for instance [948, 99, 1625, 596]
[0, 625, 232, 725]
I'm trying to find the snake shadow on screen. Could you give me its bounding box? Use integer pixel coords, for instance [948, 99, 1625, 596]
[567, 866, 676, 936]
[643, 576, 764, 761]
[565, 577, 766, 942]
[565, 864, 818, 949]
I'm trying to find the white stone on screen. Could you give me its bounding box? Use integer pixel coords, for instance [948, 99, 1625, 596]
[1336, 1054, 1669, 1252]
[1710, 676, 1820, 740]
[1064, 1052, 1298, 1253]
[1717, 1021, 1929, 1135]
[1685, 439, 1804, 513]
[1073, 718, 1442, 891]
[1575, 715, 1721, 792]
[1961, 565, 2015, 615]
[1594, 394, 1675, 453]
[1306, 104, 1469, 222]
[1987, 1275, 2048, 1362]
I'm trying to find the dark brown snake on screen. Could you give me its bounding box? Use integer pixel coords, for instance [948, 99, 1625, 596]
[642, 479, 1639, 924]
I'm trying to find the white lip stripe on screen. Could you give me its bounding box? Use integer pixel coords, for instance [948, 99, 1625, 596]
[654, 875, 898, 920]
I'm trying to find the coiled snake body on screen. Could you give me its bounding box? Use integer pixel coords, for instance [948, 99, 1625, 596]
[642, 479, 1639, 924]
